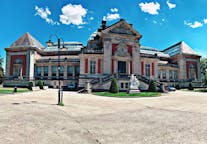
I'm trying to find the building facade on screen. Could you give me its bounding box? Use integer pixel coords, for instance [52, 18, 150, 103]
[4, 19, 202, 90]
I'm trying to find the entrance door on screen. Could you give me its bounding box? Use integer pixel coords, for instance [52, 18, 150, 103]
[118, 61, 126, 74]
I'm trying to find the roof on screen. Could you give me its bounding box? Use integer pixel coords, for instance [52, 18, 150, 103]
[10, 32, 44, 49]
[163, 41, 199, 56]
[140, 46, 170, 58]
[45, 41, 83, 51]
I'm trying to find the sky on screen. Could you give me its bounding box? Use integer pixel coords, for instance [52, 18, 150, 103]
[1, 0, 207, 68]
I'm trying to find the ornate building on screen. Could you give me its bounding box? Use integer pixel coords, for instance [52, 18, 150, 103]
[4, 19, 201, 90]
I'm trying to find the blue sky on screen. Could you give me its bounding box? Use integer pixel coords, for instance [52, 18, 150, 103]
[1, 0, 207, 68]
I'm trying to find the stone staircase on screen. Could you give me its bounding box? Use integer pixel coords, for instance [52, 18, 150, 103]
[78, 74, 163, 92]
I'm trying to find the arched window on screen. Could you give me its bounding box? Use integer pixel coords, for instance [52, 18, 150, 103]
[189, 64, 196, 79]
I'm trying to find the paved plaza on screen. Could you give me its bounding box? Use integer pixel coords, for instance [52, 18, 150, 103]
[0, 89, 207, 144]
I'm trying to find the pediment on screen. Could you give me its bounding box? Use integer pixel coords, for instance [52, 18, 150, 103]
[102, 20, 141, 38]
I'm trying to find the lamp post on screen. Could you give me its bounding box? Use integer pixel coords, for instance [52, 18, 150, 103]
[46, 34, 65, 105]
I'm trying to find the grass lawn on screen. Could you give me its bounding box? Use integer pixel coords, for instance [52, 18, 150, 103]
[0, 88, 30, 94]
[194, 88, 207, 92]
[181, 88, 207, 92]
[94, 92, 161, 98]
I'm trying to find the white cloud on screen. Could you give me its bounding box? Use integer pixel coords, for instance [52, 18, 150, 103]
[166, 0, 176, 9]
[204, 19, 207, 24]
[184, 21, 203, 29]
[59, 4, 87, 26]
[89, 17, 94, 20]
[77, 25, 84, 29]
[139, 2, 160, 15]
[103, 13, 120, 21]
[35, 6, 59, 25]
[110, 8, 118, 13]
[153, 20, 157, 24]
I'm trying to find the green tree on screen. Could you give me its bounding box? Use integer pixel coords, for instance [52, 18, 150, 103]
[200, 58, 207, 86]
[188, 82, 194, 90]
[148, 80, 157, 92]
[0, 56, 4, 83]
[37, 80, 44, 89]
[28, 81, 34, 90]
[109, 78, 119, 93]
[175, 83, 180, 90]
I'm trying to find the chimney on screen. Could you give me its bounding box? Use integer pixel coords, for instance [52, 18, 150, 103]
[101, 20, 106, 29]
[129, 24, 133, 27]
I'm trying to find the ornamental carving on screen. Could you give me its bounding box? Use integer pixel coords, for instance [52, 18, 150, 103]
[114, 42, 130, 57]
[110, 24, 134, 35]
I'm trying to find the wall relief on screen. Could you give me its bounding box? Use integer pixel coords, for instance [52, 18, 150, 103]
[110, 24, 134, 35]
[114, 42, 130, 57]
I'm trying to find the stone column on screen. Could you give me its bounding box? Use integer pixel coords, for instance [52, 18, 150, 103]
[127, 60, 130, 75]
[166, 69, 169, 80]
[103, 41, 112, 74]
[79, 55, 85, 75]
[5, 53, 11, 77]
[132, 45, 141, 75]
[30, 51, 36, 80]
[154, 59, 159, 79]
[179, 57, 186, 79]
[64, 65, 67, 79]
[48, 65, 51, 77]
[41, 66, 44, 77]
[114, 59, 118, 73]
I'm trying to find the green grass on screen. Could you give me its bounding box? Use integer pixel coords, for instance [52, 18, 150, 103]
[94, 92, 161, 98]
[181, 88, 207, 92]
[194, 88, 207, 92]
[0, 88, 30, 94]
[57, 102, 64, 106]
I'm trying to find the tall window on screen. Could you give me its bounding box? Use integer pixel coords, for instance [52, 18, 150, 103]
[174, 70, 178, 80]
[52, 66, 57, 77]
[43, 66, 48, 77]
[13, 58, 23, 77]
[37, 66, 42, 77]
[59, 66, 64, 77]
[162, 69, 166, 79]
[158, 70, 161, 79]
[145, 64, 150, 77]
[169, 70, 173, 80]
[75, 66, 80, 76]
[67, 66, 73, 77]
[189, 64, 196, 79]
[90, 60, 96, 74]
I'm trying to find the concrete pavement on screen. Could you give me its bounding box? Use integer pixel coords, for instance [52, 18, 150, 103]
[0, 89, 207, 144]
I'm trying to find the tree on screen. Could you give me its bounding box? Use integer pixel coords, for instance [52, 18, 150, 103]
[28, 81, 34, 90]
[148, 80, 157, 92]
[175, 83, 180, 90]
[109, 78, 119, 93]
[200, 58, 207, 86]
[0, 56, 4, 84]
[37, 80, 44, 89]
[188, 82, 194, 90]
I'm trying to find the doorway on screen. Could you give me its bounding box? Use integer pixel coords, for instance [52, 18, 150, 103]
[118, 61, 126, 74]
